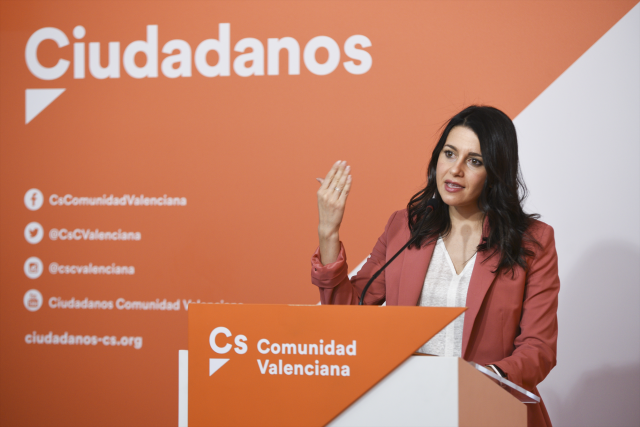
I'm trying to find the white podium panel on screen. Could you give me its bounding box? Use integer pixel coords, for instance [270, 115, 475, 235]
[328, 356, 527, 427]
[328, 357, 460, 427]
[178, 353, 527, 427]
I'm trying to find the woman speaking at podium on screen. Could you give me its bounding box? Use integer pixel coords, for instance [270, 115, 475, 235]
[310, 105, 559, 427]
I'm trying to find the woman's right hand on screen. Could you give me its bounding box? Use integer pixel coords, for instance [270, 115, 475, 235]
[316, 160, 352, 265]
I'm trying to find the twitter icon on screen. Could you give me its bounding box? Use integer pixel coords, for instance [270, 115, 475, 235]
[24, 222, 44, 244]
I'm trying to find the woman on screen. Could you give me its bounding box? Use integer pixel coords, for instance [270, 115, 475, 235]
[310, 105, 559, 427]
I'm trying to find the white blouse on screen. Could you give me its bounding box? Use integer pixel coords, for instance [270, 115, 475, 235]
[417, 237, 476, 357]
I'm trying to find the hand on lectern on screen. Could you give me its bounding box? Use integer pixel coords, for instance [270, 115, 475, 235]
[316, 160, 352, 265]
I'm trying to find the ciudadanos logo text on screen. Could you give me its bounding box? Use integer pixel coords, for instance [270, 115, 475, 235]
[24, 24, 372, 123]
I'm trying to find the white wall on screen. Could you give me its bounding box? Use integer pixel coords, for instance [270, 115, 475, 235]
[515, 5, 640, 426]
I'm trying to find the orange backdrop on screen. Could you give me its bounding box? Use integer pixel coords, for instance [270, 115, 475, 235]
[0, 1, 636, 425]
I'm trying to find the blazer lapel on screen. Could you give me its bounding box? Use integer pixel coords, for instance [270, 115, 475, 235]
[461, 218, 499, 357]
[397, 239, 436, 306]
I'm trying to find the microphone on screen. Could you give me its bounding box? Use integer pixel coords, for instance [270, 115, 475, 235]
[358, 198, 439, 305]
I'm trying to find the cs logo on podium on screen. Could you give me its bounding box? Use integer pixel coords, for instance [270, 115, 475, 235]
[208, 327, 247, 375]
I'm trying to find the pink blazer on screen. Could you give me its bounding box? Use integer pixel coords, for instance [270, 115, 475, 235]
[311, 209, 559, 427]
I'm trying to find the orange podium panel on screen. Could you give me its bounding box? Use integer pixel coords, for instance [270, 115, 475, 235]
[188, 303, 465, 427]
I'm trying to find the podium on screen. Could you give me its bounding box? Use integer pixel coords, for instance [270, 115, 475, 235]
[180, 304, 538, 427]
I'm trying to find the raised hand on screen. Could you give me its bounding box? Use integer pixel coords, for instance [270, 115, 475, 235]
[316, 160, 352, 265]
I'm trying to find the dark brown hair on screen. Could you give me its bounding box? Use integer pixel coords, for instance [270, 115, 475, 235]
[407, 105, 540, 275]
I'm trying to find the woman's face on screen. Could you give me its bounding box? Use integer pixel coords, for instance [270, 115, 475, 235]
[436, 126, 487, 212]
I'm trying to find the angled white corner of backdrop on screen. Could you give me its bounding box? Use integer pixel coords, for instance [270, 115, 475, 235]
[516, 4, 640, 426]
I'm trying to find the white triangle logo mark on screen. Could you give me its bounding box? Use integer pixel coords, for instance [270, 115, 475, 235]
[209, 358, 229, 376]
[26, 89, 65, 124]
